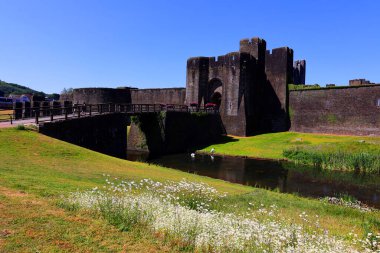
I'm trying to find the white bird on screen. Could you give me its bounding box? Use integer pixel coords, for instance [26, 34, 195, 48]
[210, 148, 215, 154]
[190, 153, 195, 158]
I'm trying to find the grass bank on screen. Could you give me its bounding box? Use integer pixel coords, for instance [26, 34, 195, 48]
[0, 128, 379, 251]
[199, 132, 380, 160]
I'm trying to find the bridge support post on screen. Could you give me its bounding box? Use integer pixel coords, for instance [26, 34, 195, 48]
[50, 107, 54, 121]
[35, 111, 39, 124]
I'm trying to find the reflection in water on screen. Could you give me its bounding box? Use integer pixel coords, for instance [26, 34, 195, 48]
[126, 151, 380, 209]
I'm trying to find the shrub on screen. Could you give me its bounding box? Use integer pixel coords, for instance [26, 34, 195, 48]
[16, 124, 26, 130]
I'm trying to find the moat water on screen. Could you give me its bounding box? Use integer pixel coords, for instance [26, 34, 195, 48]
[126, 151, 380, 209]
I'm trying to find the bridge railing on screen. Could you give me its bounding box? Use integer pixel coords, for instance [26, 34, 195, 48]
[0, 109, 14, 124]
[1, 103, 219, 124]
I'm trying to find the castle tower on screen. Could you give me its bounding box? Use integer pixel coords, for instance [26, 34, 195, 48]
[185, 57, 209, 106]
[239, 37, 266, 70]
[293, 60, 306, 84]
[185, 37, 301, 136]
[239, 38, 267, 132]
[264, 47, 294, 131]
[185, 51, 257, 136]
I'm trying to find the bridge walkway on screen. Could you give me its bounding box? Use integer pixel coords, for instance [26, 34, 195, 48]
[0, 103, 218, 128]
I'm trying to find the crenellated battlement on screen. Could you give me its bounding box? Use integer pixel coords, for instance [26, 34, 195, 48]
[240, 37, 266, 47]
[239, 37, 266, 61]
[187, 57, 209, 68]
[266, 47, 293, 57]
[208, 52, 244, 68]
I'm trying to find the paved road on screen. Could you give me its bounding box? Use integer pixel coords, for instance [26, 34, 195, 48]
[0, 113, 97, 128]
[0, 118, 37, 128]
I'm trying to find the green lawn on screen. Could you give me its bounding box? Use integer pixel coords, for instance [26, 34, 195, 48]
[199, 131, 380, 160]
[0, 128, 379, 251]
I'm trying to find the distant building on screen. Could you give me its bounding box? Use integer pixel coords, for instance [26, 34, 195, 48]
[8, 94, 31, 103]
[349, 79, 373, 86]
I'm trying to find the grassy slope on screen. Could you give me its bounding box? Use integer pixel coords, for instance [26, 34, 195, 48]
[0, 187, 173, 252]
[0, 128, 379, 251]
[199, 132, 380, 159]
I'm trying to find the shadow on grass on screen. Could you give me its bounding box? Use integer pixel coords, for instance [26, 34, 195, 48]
[189, 134, 238, 152]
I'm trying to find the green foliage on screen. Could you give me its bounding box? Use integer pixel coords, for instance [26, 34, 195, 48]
[158, 111, 166, 121]
[337, 193, 358, 203]
[98, 197, 144, 231]
[288, 84, 320, 91]
[289, 83, 380, 92]
[130, 115, 140, 125]
[325, 114, 338, 124]
[61, 87, 73, 95]
[46, 93, 60, 100]
[57, 199, 81, 212]
[0, 80, 45, 96]
[16, 124, 26, 130]
[283, 145, 380, 173]
[288, 106, 295, 120]
[191, 111, 208, 117]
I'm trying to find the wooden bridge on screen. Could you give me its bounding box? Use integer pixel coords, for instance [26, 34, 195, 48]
[0, 103, 218, 127]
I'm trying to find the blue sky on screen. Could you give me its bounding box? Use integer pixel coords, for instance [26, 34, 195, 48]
[0, 0, 379, 94]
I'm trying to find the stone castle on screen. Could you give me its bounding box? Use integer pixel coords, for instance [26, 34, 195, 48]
[185, 38, 304, 136]
[70, 37, 380, 136]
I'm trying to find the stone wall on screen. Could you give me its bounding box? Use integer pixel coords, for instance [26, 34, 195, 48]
[71, 87, 186, 105]
[72, 88, 133, 104]
[131, 88, 185, 105]
[127, 111, 225, 155]
[39, 113, 127, 158]
[289, 86, 380, 136]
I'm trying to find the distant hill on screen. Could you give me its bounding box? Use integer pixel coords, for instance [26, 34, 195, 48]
[0, 80, 45, 97]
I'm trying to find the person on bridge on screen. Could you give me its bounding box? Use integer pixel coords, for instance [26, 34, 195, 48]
[82, 103, 87, 115]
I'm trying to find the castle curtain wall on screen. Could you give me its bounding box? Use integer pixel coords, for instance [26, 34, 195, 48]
[73, 88, 132, 104]
[289, 85, 380, 136]
[131, 88, 186, 105]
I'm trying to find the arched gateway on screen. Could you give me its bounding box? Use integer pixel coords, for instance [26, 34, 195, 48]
[208, 79, 223, 109]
